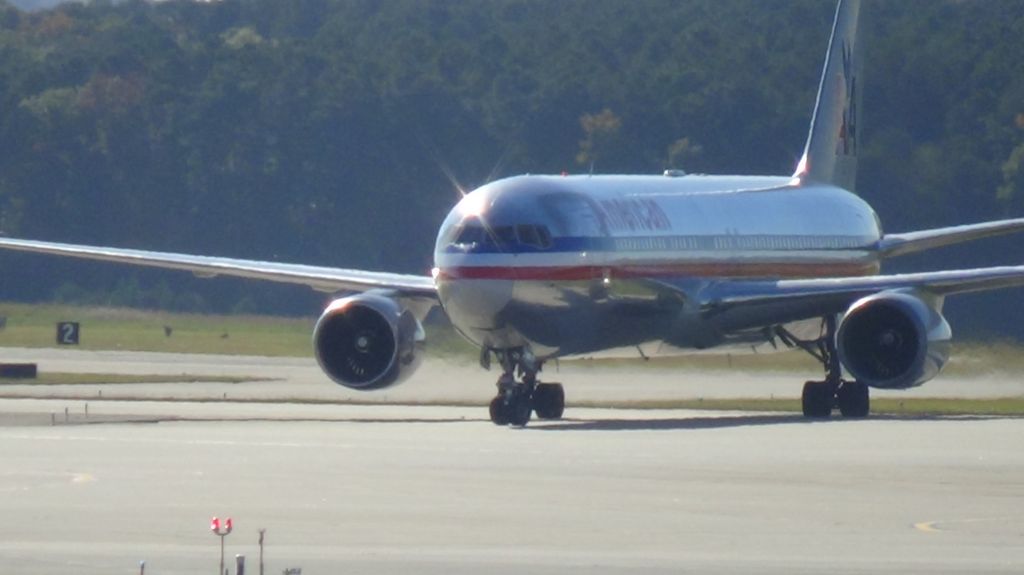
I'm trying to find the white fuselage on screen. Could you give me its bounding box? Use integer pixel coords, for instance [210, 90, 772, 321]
[433, 174, 882, 358]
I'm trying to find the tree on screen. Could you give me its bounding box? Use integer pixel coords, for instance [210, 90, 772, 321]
[576, 108, 622, 171]
[997, 116, 1024, 211]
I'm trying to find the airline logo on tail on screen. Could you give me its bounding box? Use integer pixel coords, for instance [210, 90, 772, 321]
[794, 0, 860, 189]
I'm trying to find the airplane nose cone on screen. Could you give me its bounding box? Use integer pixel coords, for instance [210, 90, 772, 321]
[436, 276, 514, 346]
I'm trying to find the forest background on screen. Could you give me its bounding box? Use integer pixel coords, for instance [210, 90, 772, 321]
[1, 0, 1023, 338]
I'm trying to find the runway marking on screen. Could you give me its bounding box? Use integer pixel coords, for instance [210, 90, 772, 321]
[0, 432, 315, 448]
[913, 517, 1014, 533]
[0, 471, 95, 491]
[71, 473, 95, 484]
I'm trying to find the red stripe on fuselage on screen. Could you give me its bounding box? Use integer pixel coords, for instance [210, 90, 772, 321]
[437, 261, 880, 281]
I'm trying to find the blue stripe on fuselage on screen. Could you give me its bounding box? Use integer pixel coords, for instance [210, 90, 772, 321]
[443, 236, 610, 254]
[443, 234, 877, 255]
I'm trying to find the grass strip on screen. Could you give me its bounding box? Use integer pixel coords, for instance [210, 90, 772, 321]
[0, 302, 315, 357]
[4, 301, 1024, 376]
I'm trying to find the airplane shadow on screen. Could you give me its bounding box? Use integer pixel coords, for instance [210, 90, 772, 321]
[129, 412, 1016, 430]
[529, 412, 1012, 432]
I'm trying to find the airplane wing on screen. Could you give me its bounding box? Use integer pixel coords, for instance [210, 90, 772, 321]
[0, 237, 437, 298]
[877, 218, 1024, 258]
[692, 265, 1024, 325]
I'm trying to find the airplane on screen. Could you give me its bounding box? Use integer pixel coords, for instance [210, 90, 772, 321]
[3, 0, 1024, 426]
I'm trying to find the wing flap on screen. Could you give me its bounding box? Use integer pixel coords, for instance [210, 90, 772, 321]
[702, 266, 1024, 311]
[642, 266, 1024, 335]
[0, 237, 437, 297]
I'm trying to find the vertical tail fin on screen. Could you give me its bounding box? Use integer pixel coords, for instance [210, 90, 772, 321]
[793, 0, 862, 191]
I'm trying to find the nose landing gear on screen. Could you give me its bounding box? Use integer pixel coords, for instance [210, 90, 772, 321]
[486, 349, 565, 426]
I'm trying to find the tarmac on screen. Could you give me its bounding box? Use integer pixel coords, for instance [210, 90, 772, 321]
[0, 347, 1022, 574]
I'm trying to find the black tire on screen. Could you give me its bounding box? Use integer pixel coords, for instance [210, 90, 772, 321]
[801, 381, 833, 418]
[836, 380, 870, 418]
[533, 383, 565, 420]
[507, 394, 533, 427]
[489, 396, 509, 426]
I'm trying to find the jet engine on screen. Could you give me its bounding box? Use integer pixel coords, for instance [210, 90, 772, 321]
[313, 293, 425, 390]
[836, 291, 951, 389]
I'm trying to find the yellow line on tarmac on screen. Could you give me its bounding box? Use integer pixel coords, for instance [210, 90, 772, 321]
[914, 516, 1013, 533]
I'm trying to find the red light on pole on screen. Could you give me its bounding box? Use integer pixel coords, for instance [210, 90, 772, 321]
[211, 517, 232, 536]
[211, 516, 233, 575]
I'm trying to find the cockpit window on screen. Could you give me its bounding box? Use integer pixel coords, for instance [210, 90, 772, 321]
[493, 226, 517, 245]
[449, 218, 553, 250]
[454, 223, 486, 246]
[517, 224, 553, 249]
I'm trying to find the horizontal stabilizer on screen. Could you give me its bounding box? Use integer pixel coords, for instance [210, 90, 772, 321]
[878, 218, 1024, 258]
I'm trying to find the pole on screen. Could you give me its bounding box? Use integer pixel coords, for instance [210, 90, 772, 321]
[258, 529, 266, 575]
[211, 517, 233, 575]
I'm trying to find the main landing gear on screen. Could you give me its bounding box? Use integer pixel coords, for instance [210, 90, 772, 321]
[487, 349, 565, 426]
[782, 317, 870, 419]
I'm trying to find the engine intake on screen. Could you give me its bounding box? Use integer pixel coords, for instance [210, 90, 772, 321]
[836, 291, 951, 389]
[313, 293, 424, 390]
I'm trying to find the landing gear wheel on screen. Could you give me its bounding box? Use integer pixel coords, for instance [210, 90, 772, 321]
[487, 348, 551, 427]
[489, 396, 509, 426]
[801, 381, 833, 418]
[533, 383, 565, 420]
[787, 315, 873, 419]
[836, 380, 869, 418]
[506, 392, 533, 427]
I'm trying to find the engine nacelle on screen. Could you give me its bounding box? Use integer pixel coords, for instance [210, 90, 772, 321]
[313, 293, 425, 390]
[836, 291, 951, 389]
